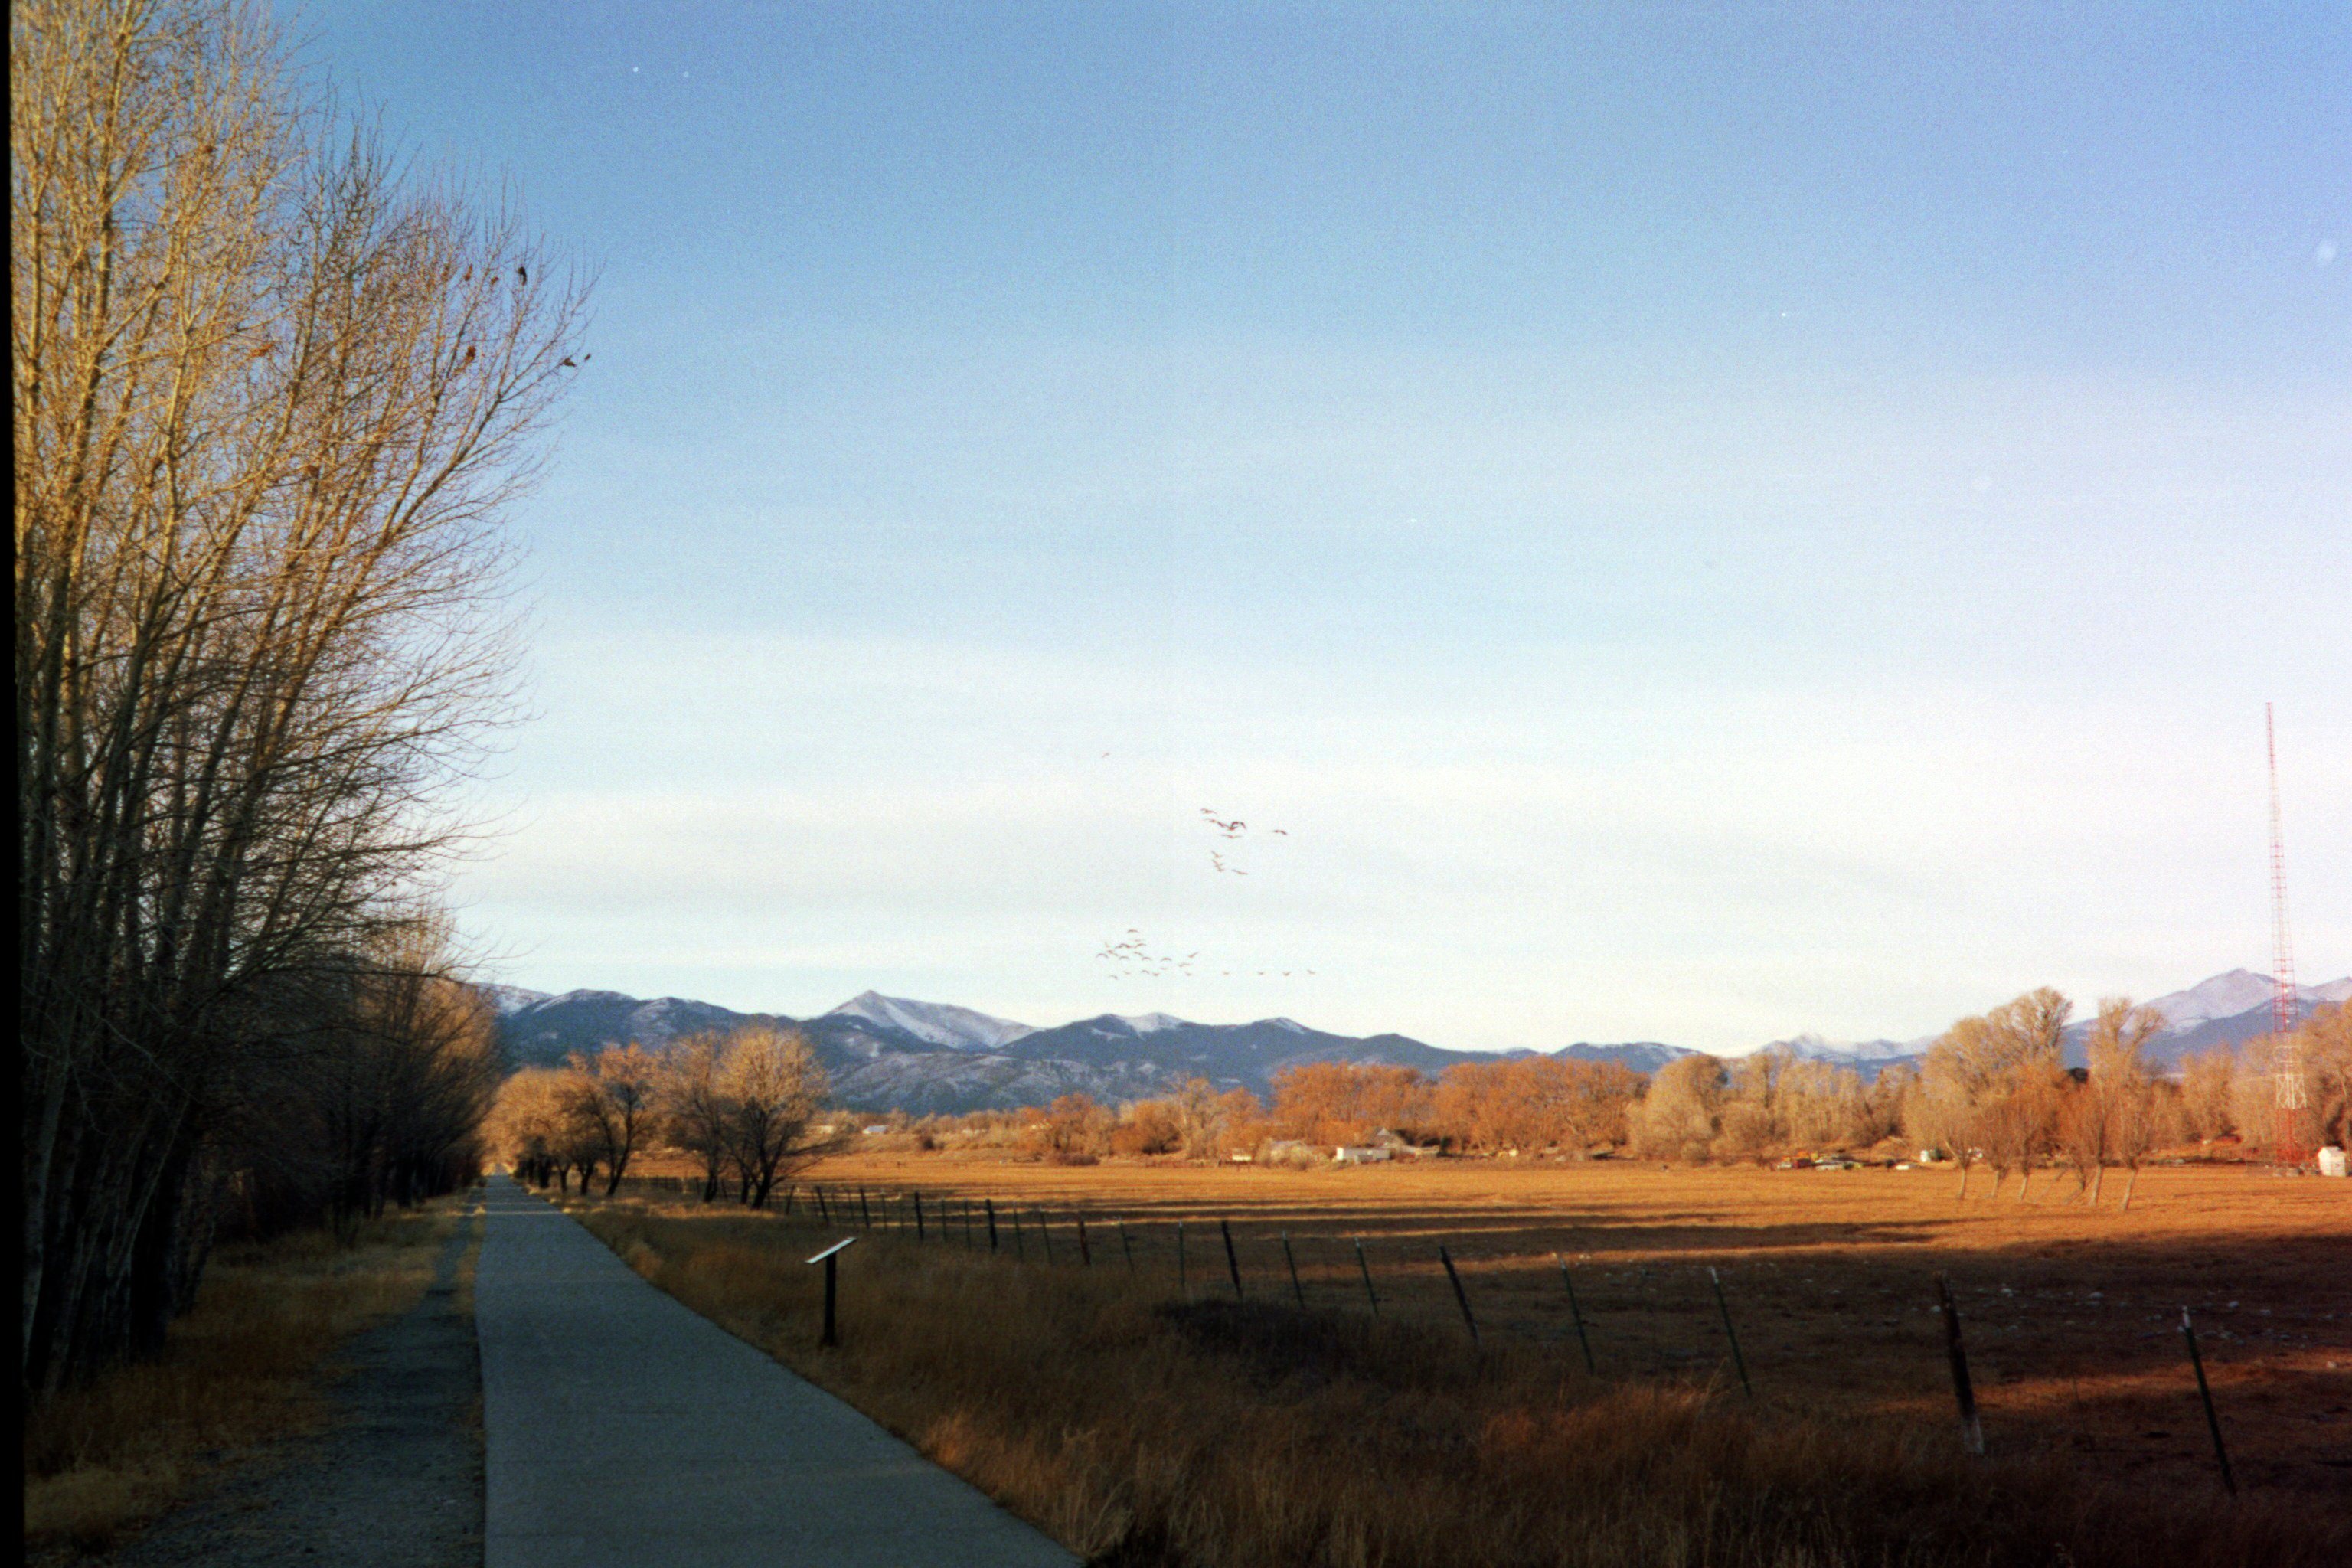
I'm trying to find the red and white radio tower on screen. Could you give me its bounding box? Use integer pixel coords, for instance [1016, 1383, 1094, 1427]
[2266, 703, 2308, 1165]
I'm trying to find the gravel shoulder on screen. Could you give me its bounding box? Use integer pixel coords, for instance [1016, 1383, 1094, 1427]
[103, 1200, 486, 1568]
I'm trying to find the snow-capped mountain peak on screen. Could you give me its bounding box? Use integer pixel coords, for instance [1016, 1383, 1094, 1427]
[1119, 1013, 1184, 1034]
[824, 991, 1034, 1052]
[2145, 969, 2285, 1030]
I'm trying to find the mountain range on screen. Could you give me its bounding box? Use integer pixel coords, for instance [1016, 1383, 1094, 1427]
[486, 969, 2347, 1116]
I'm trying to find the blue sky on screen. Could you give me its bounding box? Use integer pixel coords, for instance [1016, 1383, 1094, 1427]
[309, 2, 2349, 1050]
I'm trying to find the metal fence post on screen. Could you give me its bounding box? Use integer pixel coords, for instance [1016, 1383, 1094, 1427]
[1936, 1274, 1983, 1455]
[985, 1197, 998, 1251]
[1710, 1267, 1753, 1397]
[1439, 1245, 1478, 1344]
[1354, 1238, 1379, 1316]
[1220, 1218, 1244, 1299]
[1557, 1254, 1596, 1374]
[2180, 1308, 2236, 1495]
[1282, 1232, 1305, 1308]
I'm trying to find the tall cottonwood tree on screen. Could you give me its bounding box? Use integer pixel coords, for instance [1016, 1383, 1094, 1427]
[17, 0, 583, 1390]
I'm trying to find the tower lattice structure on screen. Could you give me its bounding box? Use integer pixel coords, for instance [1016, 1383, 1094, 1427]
[2267, 704, 2307, 1164]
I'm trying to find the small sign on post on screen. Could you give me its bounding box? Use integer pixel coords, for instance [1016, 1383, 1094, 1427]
[806, 1237, 858, 1348]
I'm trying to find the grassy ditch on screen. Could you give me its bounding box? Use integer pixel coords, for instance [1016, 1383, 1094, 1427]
[22, 1197, 472, 1555]
[568, 1197, 2341, 1568]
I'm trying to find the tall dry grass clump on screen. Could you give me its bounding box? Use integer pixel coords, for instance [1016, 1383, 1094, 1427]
[22, 1201, 464, 1553]
[570, 1199, 2338, 1568]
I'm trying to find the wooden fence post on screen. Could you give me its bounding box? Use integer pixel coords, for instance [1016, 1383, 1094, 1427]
[1076, 1214, 1092, 1267]
[1036, 1210, 1054, 1264]
[1281, 1232, 1305, 1308]
[859, 1187, 873, 1228]
[985, 1197, 998, 1251]
[1177, 1221, 1188, 1300]
[1220, 1218, 1245, 1299]
[1119, 1219, 1135, 1274]
[913, 1191, 925, 1240]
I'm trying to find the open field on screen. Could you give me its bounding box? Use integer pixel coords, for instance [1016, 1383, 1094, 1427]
[22, 1200, 473, 1557]
[733, 1154, 2352, 1497]
[577, 1155, 2352, 1566]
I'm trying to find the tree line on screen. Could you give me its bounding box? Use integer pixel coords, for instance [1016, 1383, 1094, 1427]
[830, 995, 2351, 1184]
[486, 1025, 838, 1207]
[17, 0, 578, 1392]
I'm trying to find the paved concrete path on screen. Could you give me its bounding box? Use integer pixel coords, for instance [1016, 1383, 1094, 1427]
[476, 1173, 1076, 1568]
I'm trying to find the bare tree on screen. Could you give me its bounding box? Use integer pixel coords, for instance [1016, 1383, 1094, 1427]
[717, 1024, 833, 1208]
[658, 1032, 731, 1202]
[2081, 998, 2161, 1209]
[1913, 990, 2070, 1201]
[16, 0, 583, 1390]
[564, 1044, 658, 1197]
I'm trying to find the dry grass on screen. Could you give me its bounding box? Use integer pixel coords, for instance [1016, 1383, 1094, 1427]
[567, 1159, 2352, 1568]
[22, 1198, 470, 1555]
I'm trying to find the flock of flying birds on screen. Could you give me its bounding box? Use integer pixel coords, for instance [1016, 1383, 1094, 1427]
[1093, 808, 1314, 983]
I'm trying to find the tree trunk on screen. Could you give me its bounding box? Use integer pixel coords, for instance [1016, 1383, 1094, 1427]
[2120, 1165, 2139, 1212]
[2089, 1165, 2105, 1207]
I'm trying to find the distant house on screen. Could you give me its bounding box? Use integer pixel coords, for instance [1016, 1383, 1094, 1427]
[1370, 1128, 1440, 1158]
[861, 1125, 889, 1136]
[1333, 1145, 1393, 1165]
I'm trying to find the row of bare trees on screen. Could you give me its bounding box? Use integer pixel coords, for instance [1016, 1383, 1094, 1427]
[17, 0, 580, 1391]
[486, 1025, 835, 1207]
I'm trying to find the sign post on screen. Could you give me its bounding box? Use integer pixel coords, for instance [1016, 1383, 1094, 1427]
[806, 1238, 858, 1348]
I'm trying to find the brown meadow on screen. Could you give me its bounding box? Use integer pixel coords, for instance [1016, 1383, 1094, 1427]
[573, 1155, 2352, 1566]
